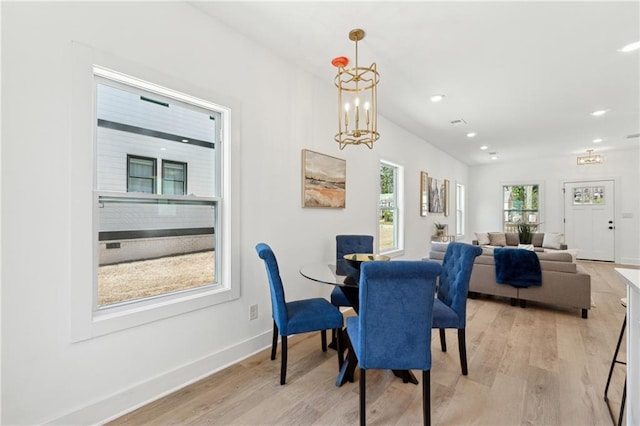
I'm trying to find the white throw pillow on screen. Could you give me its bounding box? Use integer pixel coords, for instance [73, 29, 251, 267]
[474, 232, 490, 245]
[543, 233, 565, 249]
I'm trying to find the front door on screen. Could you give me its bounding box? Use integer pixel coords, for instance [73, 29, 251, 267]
[563, 180, 615, 261]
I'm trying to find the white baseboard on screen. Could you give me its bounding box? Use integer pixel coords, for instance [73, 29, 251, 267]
[46, 330, 273, 425]
[621, 257, 640, 266]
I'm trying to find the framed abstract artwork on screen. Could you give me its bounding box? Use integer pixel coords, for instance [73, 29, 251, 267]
[301, 149, 346, 208]
[428, 176, 449, 215]
[420, 171, 428, 216]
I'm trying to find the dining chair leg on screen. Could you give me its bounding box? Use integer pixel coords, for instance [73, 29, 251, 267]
[321, 329, 328, 352]
[336, 328, 344, 368]
[280, 335, 288, 385]
[423, 370, 431, 426]
[360, 368, 366, 426]
[439, 328, 447, 352]
[346, 333, 358, 383]
[458, 328, 468, 375]
[271, 321, 278, 361]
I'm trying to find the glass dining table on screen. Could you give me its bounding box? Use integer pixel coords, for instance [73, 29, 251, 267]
[299, 262, 419, 387]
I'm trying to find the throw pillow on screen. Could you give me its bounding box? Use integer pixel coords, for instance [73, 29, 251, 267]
[531, 233, 544, 247]
[488, 232, 507, 247]
[474, 231, 490, 245]
[505, 232, 520, 246]
[543, 233, 565, 250]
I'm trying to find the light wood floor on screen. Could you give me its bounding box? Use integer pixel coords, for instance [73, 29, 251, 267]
[110, 261, 635, 425]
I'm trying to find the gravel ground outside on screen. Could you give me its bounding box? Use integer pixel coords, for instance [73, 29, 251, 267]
[98, 250, 215, 306]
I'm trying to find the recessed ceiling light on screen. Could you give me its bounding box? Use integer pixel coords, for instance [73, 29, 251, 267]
[160, 147, 167, 151]
[430, 94, 445, 103]
[591, 109, 609, 116]
[592, 138, 603, 143]
[480, 145, 488, 150]
[181, 139, 189, 143]
[618, 41, 640, 53]
[466, 132, 477, 138]
[489, 151, 498, 160]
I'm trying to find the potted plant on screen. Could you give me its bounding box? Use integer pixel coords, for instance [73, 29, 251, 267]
[434, 222, 447, 237]
[516, 221, 535, 244]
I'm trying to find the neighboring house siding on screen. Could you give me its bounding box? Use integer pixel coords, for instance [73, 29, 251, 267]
[96, 83, 217, 263]
[96, 128, 215, 197]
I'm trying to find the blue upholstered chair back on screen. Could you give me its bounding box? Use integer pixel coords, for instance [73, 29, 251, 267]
[336, 235, 374, 275]
[256, 243, 289, 333]
[437, 242, 483, 327]
[356, 261, 442, 370]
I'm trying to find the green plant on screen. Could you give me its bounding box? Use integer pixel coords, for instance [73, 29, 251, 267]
[516, 221, 534, 244]
[434, 222, 447, 230]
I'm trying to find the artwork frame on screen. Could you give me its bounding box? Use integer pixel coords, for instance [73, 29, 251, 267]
[301, 149, 346, 208]
[420, 171, 428, 216]
[428, 176, 449, 216]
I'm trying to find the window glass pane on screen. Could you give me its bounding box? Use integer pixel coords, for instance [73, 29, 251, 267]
[456, 183, 464, 235]
[379, 163, 398, 252]
[96, 81, 218, 308]
[98, 195, 215, 306]
[162, 161, 186, 195]
[573, 186, 605, 205]
[503, 184, 539, 232]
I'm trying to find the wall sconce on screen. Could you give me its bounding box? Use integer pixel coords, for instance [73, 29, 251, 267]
[333, 29, 380, 149]
[577, 149, 603, 165]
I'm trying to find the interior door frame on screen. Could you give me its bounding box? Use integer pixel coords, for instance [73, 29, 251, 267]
[563, 177, 619, 263]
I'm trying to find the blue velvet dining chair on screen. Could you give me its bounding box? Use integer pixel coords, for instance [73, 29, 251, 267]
[432, 242, 483, 376]
[331, 235, 374, 308]
[255, 243, 344, 385]
[346, 260, 442, 426]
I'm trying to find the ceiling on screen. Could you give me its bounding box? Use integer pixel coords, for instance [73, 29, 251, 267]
[191, 1, 640, 166]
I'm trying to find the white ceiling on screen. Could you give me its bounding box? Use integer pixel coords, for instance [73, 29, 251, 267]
[191, 1, 640, 166]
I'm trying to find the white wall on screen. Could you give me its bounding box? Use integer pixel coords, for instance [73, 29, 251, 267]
[0, 3, 467, 424]
[468, 149, 640, 265]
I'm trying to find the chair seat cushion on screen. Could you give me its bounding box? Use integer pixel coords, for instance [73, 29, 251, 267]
[432, 298, 460, 328]
[285, 298, 344, 335]
[330, 286, 351, 307]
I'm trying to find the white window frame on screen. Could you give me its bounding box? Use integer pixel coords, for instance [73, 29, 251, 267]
[378, 160, 404, 257]
[70, 47, 238, 342]
[500, 181, 544, 233]
[456, 182, 465, 237]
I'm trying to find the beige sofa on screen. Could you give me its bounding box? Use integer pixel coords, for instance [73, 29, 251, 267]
[473, 231, 568, 252]
[428, 242, 591, 318]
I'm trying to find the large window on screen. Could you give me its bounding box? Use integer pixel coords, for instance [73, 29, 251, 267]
[456, 183, 465, 236]
[503, 184, 539, 232]
[379, 161, 403, 254]
[96, 73, 220, 308]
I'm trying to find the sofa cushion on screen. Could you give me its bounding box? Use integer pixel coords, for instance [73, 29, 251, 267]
[543, 233, 565, 250]
[488, 232, 507, 246]
[505, 232, 520, 246]
[474, 231, 490, 245]
[531, 233, 544, 247]
[537, 251, 573, 262]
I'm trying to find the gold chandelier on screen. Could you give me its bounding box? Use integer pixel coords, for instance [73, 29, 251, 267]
[333, 29, 380, 149]
[577, 149, 603, 165]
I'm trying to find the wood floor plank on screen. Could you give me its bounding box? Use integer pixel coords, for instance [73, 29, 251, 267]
[108, 260, 626, 425]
